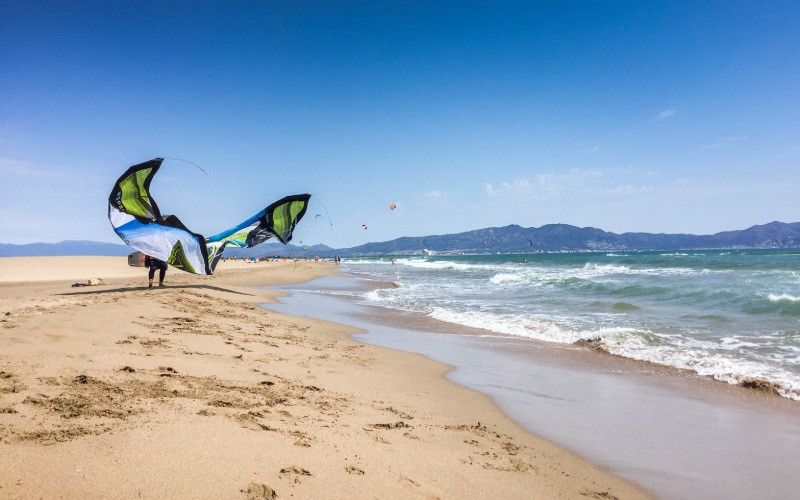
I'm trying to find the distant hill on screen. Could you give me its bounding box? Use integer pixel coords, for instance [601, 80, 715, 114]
[2, 221, 799, 257]
[0, 240, 131, 257]
[337, 221, 800, 256]
[222, 242, 335, 259]
[0, 239, 334, 259]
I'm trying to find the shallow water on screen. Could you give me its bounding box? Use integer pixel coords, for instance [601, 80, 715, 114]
[265, 275, 800, 499]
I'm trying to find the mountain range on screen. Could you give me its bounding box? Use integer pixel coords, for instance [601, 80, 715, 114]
[337, 221, 800, 256]
[2, 221, 799, 258]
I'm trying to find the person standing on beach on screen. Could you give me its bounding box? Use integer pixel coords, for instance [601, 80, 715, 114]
[144, 255, 167, 287]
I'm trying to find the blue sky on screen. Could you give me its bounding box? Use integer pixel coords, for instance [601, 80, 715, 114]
[2, 1, 798, 248]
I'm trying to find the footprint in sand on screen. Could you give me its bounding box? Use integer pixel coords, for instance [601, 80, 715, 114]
[243, 482, 277, 499]
[345, 465, 365, 475]
[279, 466, 312, 484]
[279, 466, 311, 476]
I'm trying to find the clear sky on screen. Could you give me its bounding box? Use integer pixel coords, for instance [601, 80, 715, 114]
[2, 1, 798, 248]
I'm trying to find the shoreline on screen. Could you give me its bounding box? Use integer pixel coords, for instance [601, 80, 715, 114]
[0, 257, 646, 498]
[267, 273, 800, 499]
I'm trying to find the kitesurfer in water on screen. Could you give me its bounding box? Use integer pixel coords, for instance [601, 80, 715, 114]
[144, 255, 167, 287]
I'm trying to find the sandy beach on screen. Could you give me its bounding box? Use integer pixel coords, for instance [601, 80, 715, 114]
[0, 257, 646, 499]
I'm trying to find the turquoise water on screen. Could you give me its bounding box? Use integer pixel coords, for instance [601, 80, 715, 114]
[343, 250, 800, 400]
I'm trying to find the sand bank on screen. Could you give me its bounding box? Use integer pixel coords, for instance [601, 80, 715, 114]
[0, 257, 646, 499]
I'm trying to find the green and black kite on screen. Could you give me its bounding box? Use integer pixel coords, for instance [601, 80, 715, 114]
[108, 158, 310, 275]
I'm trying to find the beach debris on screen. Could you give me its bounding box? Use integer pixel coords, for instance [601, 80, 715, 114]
[370, 421, 411, 430]
[108, 158, 311, 275]
[280, 466, 312, 476]
[157, 366, 177, 377]
[574, 338, 607, 351]
[345, 465, 365, 475]
[383, 406, 413, 420]
[209, 400, 233, 407]
[70, 278, 104, 287]
[580, 490, 620, 499]
[739, 377, 782, 395]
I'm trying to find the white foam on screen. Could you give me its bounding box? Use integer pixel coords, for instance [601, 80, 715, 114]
[581, 262, 708, 277]
[410, 300, 800, 401]
[767, 293, 800, 302]
[396, 258, 509, 272]
[719, 337, 760, 349]
[594, 332, 800, 401]
[425, 307, 582, 343]
[363, 289, 388, 302]
[489, 272, 535, 285]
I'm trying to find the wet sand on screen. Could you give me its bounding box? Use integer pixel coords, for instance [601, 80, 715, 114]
[268, 275, 800, 500]
[0, 257, 646, 498]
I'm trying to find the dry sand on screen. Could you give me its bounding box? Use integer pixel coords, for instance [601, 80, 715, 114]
[0, 257, 648, 499]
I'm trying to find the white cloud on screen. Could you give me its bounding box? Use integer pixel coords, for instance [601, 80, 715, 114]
[485, 178, 533, 196]
[655, 109, 677, 119]
[0, 157, 42, 176]
[594, 184, 655, 196]
[699, 136, 747, 149]
[424, 190, 443, 199]
[485, 169, 606, 200]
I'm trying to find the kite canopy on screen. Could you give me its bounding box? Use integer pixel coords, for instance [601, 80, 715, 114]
[205, 194, 310, 271]
[108, 158, 311, 275]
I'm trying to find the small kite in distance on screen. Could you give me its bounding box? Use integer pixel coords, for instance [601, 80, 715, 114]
[389, 203, 396, 210]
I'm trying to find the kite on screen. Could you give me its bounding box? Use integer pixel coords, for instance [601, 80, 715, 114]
[204, 193, 311, 271]
[362, 224, 368, 230]
[389, 203, 396, 210]
[108, 158, 310, 275]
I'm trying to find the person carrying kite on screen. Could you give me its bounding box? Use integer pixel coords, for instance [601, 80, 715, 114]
[144, 255, 168, 288]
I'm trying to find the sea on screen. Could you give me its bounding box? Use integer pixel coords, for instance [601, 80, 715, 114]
[341, 249, 800, 401]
